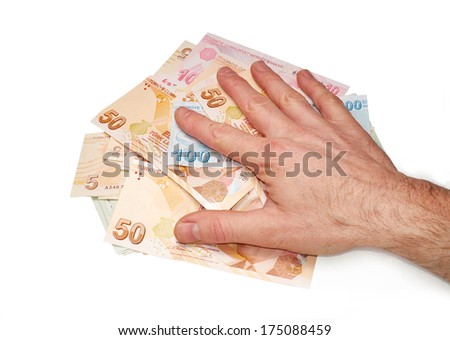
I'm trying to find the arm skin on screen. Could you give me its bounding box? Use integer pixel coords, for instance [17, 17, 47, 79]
[173, 61, 450, 281]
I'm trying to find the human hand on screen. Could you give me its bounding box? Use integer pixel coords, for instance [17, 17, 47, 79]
[173, 61, 450, 279]
[173, 61, 404, 255]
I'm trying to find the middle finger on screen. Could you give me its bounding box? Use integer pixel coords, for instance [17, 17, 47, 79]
[217, 66, 295, 138]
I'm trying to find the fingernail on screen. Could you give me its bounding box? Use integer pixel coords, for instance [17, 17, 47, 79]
[175, 221, 200, 243]
[253, 60, 270, 71]
[299, 69, 315, 80]
[218, 66, 234, 76]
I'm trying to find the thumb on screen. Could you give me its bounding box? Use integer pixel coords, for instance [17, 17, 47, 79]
[174, 208, 274, 246]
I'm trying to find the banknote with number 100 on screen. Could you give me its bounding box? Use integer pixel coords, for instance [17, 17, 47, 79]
[92, 34, 349, 210]
[91, 41, 257, 210]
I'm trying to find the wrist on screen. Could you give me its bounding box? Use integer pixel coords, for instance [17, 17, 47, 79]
[369, 175, 450, 279]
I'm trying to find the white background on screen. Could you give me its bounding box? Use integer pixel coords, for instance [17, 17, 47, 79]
[1, 1, 449, 339]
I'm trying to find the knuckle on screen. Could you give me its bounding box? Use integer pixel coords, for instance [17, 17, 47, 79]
[209, 122, 229, 141]
[203, 216, 231, 243]
[242, 94, 271, 116]
[278, 90, 306, 108]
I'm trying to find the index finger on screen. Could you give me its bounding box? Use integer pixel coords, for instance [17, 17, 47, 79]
[175, 107, 266, 166]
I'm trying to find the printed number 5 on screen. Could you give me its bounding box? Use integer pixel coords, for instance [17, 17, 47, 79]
[98, 110, 126, 130]
[85, 175, 99, 190]
[200, 88, 227, 108]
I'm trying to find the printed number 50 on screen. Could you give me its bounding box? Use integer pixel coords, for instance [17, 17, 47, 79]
[113, 218, 146, 245]
[98, 110, 126, 130]
[200, 88, 227, 108]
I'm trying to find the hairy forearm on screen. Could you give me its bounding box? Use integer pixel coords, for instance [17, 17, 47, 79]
[378, 176, 450, 281]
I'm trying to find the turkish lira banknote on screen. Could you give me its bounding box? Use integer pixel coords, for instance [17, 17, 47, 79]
[72, 33, 382, 287]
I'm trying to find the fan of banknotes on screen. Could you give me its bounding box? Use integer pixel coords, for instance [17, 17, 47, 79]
[71, 33, 381, 288]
